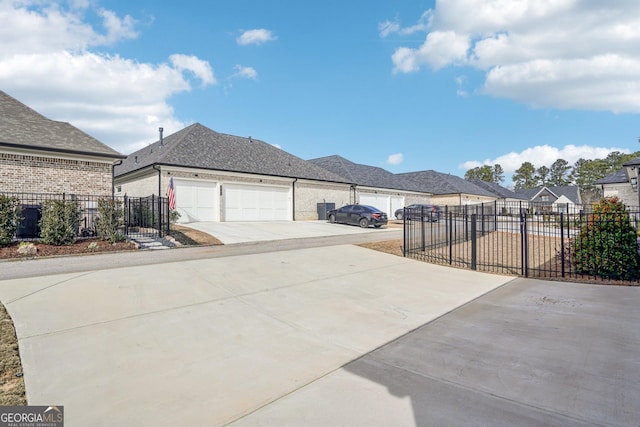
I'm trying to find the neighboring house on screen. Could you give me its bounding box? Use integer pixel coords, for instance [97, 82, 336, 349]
[595, 166, 639, 207]
[0, 90, 125, 195]
[308, 155, 431, 216]
[514, 185, 582, 213]
[114, 123, 353, 222]
[468, 179, 528, 214]
[397, 170, 498, 206]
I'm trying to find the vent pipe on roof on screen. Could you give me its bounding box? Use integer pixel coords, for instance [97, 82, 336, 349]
[159, 127, 164, 146]
[249, 136, 252, 143]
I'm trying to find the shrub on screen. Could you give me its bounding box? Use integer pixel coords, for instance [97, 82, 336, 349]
[95, 198, 125, 244]
[0, 195, 21, 247]
[571, 197, 640, 280]
[39, 199, 80, 245]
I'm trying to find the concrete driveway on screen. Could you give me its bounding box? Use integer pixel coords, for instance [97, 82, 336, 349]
[180, 220, 399, 244]
[1, 244, 639, 426]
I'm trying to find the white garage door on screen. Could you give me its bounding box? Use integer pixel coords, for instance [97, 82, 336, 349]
[391, 196, 405, 219]
[223, 184, 290, 221]
[359, 194, 390, 214]
[174, 179, 217, 222]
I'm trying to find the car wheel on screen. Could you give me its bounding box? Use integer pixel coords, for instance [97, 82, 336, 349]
[396, 212, 403, 220]
[328, 214, 336, 223]
[359, 218, 369, 228]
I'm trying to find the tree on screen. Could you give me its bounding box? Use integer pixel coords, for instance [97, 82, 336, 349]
[512, 162, 537, 190]
[549, 159, 572, 187]
[535, 165, 550, 187]
[465, 164, 503, 183]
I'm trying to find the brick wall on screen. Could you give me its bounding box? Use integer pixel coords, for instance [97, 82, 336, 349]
[0, 153, 113, 195]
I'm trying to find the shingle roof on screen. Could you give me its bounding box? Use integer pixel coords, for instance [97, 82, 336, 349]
[397, 170, 497, 197]
[0, 90, 123, 159]
[308, 155, 426, 192]
[114, 123, 350, 183]
[468, 179, 527, 199]
[594, 168, 629, 185]
[514, 185, 581, 204]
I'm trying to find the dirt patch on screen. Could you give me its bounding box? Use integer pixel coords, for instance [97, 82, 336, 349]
[359, 239, 404, 257]
[0, 303, 26, 405]
[170, 225, 223, 246]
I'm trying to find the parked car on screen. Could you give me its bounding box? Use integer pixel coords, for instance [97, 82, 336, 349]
[327, 204, 388, 228]
[395, 204, 442, 221]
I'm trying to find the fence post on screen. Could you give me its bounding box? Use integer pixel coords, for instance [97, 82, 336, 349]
[403, 209, 407, 256]
[520, 212, 529, 277]
[471, 213, 477, 270]
[420, 205, 426, 252]
[449, 210, 453, 265]
[560, 212, 565, 277]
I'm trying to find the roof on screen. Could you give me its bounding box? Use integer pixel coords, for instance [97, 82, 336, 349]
[594, 168, 630, 185]
[0, 90, 123, 159]
[308, 155, 426, 192]
[468, 179, 527, 199]
[114, 123, 350, 183]
[397, 170, 497, 197]
[514, 186, 581, 204]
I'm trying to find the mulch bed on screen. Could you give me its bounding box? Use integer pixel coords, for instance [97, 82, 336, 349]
[0, 239, 137, 260]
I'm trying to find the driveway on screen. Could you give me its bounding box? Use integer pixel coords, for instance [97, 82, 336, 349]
[180, 220, 400, 244]
[1, 244, 510, 426]
[1, 244, 638, 426]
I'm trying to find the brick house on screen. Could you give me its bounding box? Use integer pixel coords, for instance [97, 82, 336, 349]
[0, 91, 124, 196]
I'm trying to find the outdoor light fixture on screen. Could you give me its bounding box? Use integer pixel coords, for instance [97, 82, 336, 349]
[631, 177, 638, 191]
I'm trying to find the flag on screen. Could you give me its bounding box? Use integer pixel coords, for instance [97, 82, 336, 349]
[167, 177, 176, 210]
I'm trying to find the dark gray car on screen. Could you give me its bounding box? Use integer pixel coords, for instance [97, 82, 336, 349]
[395, 204, 442, 221]
[327, 204, 388, 228]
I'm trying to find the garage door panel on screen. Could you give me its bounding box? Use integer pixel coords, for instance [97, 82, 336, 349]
[223, 184, 289, 221]
[174, 179, 217, 222]
[359, 194, 390, 215]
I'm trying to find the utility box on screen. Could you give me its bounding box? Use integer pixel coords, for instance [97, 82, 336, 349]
[317, 202, 335, 220]
[16, 204, 41, 238]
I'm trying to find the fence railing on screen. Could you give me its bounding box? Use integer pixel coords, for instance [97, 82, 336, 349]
[2, 192, 170, 241]
[403, 201, 640, 283]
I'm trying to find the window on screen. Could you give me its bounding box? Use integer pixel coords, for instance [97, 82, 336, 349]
[540, 195, 550, 202]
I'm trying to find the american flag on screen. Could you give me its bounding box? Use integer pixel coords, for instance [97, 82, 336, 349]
[167, 177, 176, 210]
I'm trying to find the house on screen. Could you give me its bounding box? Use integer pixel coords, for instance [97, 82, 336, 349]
[114, 123, 353, 222]
[0, 90, 124, 196]
[595, 162, 640, 208]
[397, 170, 498, 206]
[514, 185, 582, 213]
[308, 155, 432, 216]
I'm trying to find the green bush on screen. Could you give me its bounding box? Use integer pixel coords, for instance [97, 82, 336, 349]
[571, 197, 640, 280]
[39, 199, 80, 245]
[0, 195, 21, 247]
[95, 198, 125, 244]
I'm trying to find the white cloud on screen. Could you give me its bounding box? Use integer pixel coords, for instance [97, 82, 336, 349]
[170, 54, 216, 85]
[236, 29, 276, 46]
[0, 1, 217, 154]
[233, 65, 258, 80]
[388, 1, 640, 113]
[459, 144, 630, 177]
[386, 153, 404, 165]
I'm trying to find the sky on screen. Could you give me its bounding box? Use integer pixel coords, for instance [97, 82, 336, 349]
[2, 0, 640, 187]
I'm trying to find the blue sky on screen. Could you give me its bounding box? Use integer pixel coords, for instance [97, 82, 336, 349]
[2, 0, 639, 186]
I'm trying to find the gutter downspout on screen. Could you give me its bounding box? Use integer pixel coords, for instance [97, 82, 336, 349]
[152, 164, 163, 237]
[292, 178, 297, 221]
[111, 160, 123, 198]
[350, 184, 357, 204]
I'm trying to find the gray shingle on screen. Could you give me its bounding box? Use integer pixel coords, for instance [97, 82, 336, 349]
[308, 155, 425, 192]
[595, 168, 630, 185]
[514, 186, 581, 204]
[0, 90, 123, 158]
[469, 179, 526, 199]
[398, 170, 497, 197]
[115, 123, 350, 183]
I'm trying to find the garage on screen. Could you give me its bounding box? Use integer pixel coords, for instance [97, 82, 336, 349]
[358, 193, 396, 216]
[173, 179, 217, 222]
[223, 184, 290, 221]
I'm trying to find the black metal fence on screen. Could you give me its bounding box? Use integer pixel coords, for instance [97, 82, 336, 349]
[403, 201, 640, 283]
[2, 192, 170, 241]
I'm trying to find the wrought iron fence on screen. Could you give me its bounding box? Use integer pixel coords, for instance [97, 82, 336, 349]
[403, 201, 640, 283]
[1, 192, 170, 241]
